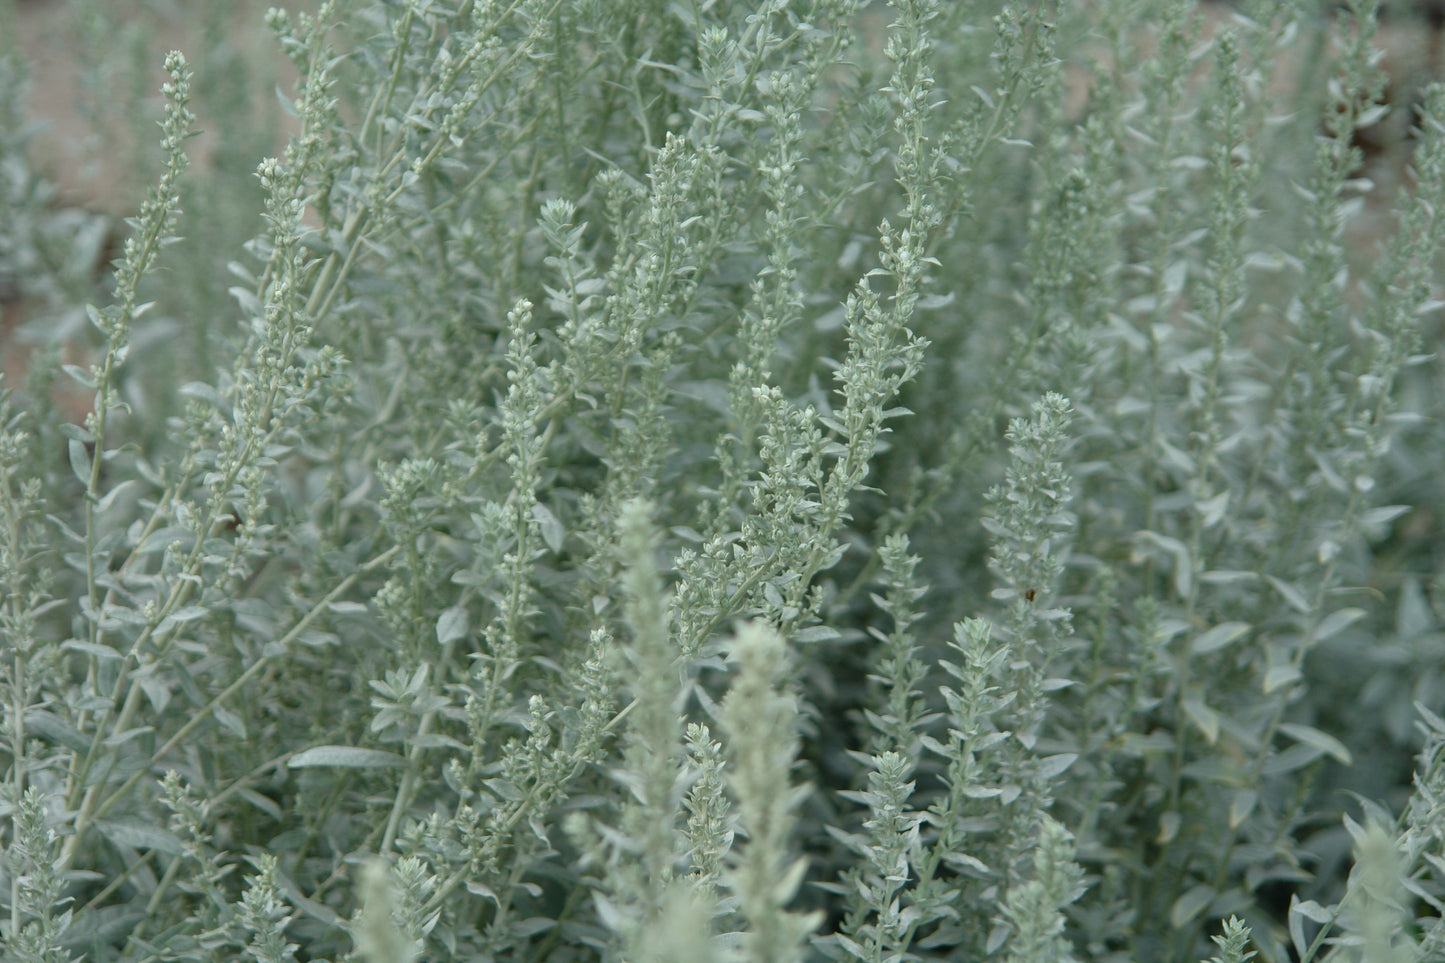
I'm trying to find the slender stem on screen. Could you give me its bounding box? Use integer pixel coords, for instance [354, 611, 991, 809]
[58, 547, 399, 874]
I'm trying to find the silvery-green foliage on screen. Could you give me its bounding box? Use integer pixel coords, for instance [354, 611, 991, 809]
[6, 0, 1445, 961]
[1001, 815, 1085, 963]
[1208, 917, 1258, 963]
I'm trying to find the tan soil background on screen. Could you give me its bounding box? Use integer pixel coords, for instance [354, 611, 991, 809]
[2, 0, 309, 413]
[9, 0, 309, 210]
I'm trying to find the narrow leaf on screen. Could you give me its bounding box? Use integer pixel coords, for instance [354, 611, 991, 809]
[69, 437, 92, 486]
[24, 709, 89, 753]
[213, 704, 247, 740]
[1266, 576, 1311, 614]
[288, 746, 407, 769]
[532, 503, 565, 553]
[1034, 753, 1079, 779]
[61, 363, 96, 389]
[1229, 789, 1258, 829]
[1191, 621, 1250, 655]
[1313, 607, 1365, 643]
[1279, 723, 1352, 764]
[1171, 884, 1216, 928]
[1263, 664, 1302, 694]
[1182, 695, 1221, 745]
[95, 819, 185, 856]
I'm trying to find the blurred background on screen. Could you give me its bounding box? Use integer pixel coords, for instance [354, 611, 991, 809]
[1, 0, 312, 421]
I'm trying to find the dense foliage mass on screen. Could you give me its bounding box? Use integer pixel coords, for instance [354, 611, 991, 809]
[4, 0, 1445, 960]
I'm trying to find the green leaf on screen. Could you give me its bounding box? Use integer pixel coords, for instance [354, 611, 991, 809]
[288, 746, 407, 769]
[1195, 490, 1230, 529]
[437, 605, 470, 644]
[1279, 722, 1351, 764]
[1191, 621, 1250, 654]
[1181, 694, 1220, 745]
[137, 526, 194, 555]
[1289, 896, 1335, 961]
[1359, 505, 1409, 529]
[1266, 575, 1311, 614]
[68, 437, 91, 486]
[58, 421, 95, 446]
[1170, 884, 1216, 928]
[213, 704, 248, 739]
[61, 363, 96, 389]
[1229, 789, 1258, 829]
[1034, 753, 1078, 779]
[62, 639, 123, 661]
[794, 625, 841, 643]
[1313, 607, 1365, 643]
[94, 479, 138, 514]
[162, 605, 210, 625]
[95, 819, 186, 856]
[1262, 744, 1326, 775]
[511, 918, 557, 938]
[178, 380, 228, 411]
[532, 502, 565, 553]
[238, 788, 282, 821]
[1136, 530, 1193, 599]
[1262, 664, 1302, 694]
[61, 906, 146, 950]
[1397, 578, 1435, 638]
[24, 709, 89, 753]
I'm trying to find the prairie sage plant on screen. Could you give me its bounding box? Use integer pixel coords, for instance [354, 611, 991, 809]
[5, 0, 1445, 960]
